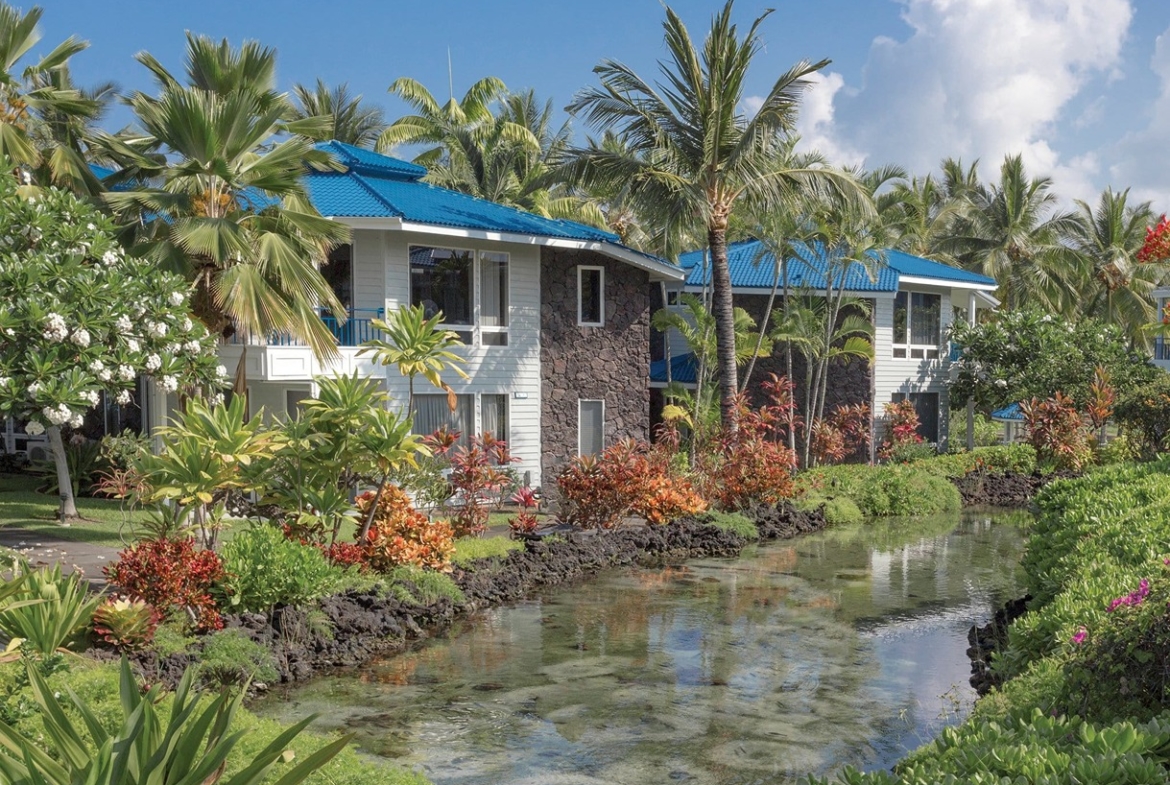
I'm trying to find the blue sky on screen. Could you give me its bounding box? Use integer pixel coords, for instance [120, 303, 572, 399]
[33, 0, 1170, 209]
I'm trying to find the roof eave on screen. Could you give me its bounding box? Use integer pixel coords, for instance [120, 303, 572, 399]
[898, 274, 998, 291]
[329, 216, 685, 281]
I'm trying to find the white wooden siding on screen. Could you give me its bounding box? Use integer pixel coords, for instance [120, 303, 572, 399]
[872, 288, 953, 449]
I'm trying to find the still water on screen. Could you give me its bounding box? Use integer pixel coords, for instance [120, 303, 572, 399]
[259, 509, 1029, 784]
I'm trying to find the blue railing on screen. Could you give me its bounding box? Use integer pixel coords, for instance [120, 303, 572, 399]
[229, 307, 384, 348]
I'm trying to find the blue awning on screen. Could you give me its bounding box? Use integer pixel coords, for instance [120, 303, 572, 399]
[650, 353, 698, 385]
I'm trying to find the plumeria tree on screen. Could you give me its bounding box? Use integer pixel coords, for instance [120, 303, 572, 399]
[0, 168, 224, 518]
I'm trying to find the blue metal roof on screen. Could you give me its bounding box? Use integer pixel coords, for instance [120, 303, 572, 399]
[991, 403, 1024, 422]
[650, 353, 698, 385]
[678, 239, 996, 291]
[308, 141, 625, 245]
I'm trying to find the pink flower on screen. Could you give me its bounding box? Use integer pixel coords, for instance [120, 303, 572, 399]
[1071, 627, 1088, 645]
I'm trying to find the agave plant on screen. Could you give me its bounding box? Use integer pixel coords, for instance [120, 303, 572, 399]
[0, 656, 350, 785]
[0, 561, 102, 657]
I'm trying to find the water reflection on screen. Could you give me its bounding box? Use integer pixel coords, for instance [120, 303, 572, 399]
[258, 509, 1028, 785]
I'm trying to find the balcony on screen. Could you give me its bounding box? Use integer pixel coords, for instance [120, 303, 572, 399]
[221, 308, 383, 382]
[228, 308, 384, 348]
[1156, 337, 1170, 370]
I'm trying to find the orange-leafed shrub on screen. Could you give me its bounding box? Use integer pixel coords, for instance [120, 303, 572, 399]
[355, 486, 455, 572]
[557, 440, 706, 529]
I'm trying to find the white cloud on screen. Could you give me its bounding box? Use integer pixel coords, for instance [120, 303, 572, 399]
[795, 0, 1133, 201]
[1106, 25, 1170, 208]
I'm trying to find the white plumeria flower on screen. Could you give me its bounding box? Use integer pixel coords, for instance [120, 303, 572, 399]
[161, 376, 178, 393]
[210, 392, 225, 407]
[101, 249, 119, 267]
[83, 390, 99, 406]
[86, 223, 96, 231]
[165, 343, 179, 356]
[70, 328, 91, 348]
[145, 354, 162, 372]
[42, 313, 67, 342]
[24, 420, 44, 436]
[169, 291, 185, 307]
[88, 359, 105, 373]
[97, 369, 112, 382]
[118, 365, 135, 381]
[115, 389, 131, 405]
[115, 315, 132, 332]
[126, 339, 140, 353]
[181, 317, 193, 332]
[148, 321, 167, 339]
[69, 414, 83, 429]
[215, 365, 228, 378]
[27, 381, 42, 396]
[184, 340, 201, 354]
[43, 404, 70, 426]
[0, 377, 8, 387]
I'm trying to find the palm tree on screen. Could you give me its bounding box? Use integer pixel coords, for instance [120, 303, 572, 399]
[0, 2, 99, 190]
[358, 304, 470, 411]
[949, 154, 1082, 311]
[99, 35, 348, 358]
[563, 1, 856, 427]
[26, 64, 117, 193]
[291, 79, 385, 147]
[884, 174, 968, 264]
[1069, 187, 1166, 343]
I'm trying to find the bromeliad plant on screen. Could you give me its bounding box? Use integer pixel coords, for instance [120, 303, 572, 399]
[91, 597, 159, 651]
[0, 656, 350, 785]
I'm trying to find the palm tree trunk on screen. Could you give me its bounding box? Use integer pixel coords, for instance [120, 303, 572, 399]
[46, 426, 78, 519]
[358, 475, 388, 544]
[740, 255, 782, 393]
[709, 223, 738, 430]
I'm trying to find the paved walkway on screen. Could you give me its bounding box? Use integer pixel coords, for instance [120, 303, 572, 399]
[0, 528, 119, 589]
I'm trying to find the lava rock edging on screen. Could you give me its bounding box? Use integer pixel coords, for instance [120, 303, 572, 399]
[136, 504, 826, 689]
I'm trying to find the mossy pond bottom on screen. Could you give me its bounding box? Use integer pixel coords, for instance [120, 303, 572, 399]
[258, 509, 1030, 784]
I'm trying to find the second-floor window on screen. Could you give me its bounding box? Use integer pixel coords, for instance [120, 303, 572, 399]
[578, 266, 604, 326]
[893, 291, 941, 359]
[410, 245, 509, 346]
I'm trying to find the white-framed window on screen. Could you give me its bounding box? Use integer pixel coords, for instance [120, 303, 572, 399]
[411, 392, 510, 449]
[578, 266, 605, 326]
[578, 399, 605, 457]
[410, 245, 509, 346]
[665, 289, 681, 306]
[893, 291, 942, 359]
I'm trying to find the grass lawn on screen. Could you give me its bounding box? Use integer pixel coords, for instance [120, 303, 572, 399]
[452, 534, 524, 565]
[0, 472, 149, 548]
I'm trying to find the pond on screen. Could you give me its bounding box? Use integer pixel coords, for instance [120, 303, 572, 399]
[258, 509, 1030, 785]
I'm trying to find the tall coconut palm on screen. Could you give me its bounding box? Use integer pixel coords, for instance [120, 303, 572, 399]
[26, 64, 117, 193]
[1069, 187, 1166, 344]
[291, 79, 385, 147]
[99, 35, 348, 358]
[563, 0, 856, 427]
[950, 154, 1082, 311]
[0, 2, 98, 190]
[884, 174, 968, 264]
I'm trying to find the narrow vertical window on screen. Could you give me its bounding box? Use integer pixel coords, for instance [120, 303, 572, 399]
[481, 394, 508, 442]
[479, 252, 509, 346]
[578, 266, 604, 326]
[578, 399, 605, 457]
[892, 292, 908, 358]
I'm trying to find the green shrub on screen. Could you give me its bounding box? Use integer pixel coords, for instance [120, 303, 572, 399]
[150, 621, 196, 658]
[810, 710, 1170, 784]
[802, 465, 961, 518]
[0, 562, 103, 656]
[916, 444, 1038, 477]
[194, 628, 278, 688]
[218, 525, 341, 613]
[699, 511, 758, 539]
[1114, 373, 1170, 457]
[794, 495, 864, 526]
[383, 565, 465, 606]
[1096, 433, 1140, 465]
[996, 460, 1170, 680]
[947, 411, 1003, 449]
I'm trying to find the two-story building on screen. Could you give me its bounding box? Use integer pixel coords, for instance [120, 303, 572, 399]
[144, 141, 685, 490]
[1154, 285, 1170, 373]
[651, 239, 999, 450]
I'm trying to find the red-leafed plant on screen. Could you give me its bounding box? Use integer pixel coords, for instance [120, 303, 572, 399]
[880, 400, 923, 461]
[92, 597, 161, 651]
[810, 419, 848, 466]
[104, 538, 226, 632]
[829, 403, 872, 458]
[322, 542, 368, 569]
[355, 485, 455, 571]
[1085, 365, 1116, 433]
[1020, 392, 1092, 470]
[508, 486, 540, 538]
[446, 433, 517, 538]
[1138, 214, 1170, 263]
[697, 374, 799, 510]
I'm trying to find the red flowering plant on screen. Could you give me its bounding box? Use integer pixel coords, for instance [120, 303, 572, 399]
[1137, 214, 1170, 264]
[879, 400, 923, 461]
[104, 538, 226, 632]
[696, 374, 799, 510]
